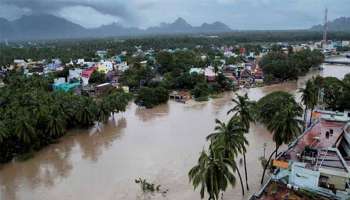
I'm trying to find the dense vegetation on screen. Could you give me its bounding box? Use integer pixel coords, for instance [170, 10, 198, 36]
[89, 71, 107, 84]
[316, 74, 350, 111]
[0, 74, 131, 163]
[257, 91, 303, 155]
[189, 93, 256, 199]
[135, 86, 169, 108]
[119, 49, 233, 107]
[260, 49, 324, 82]
[1, 30, 348, 67]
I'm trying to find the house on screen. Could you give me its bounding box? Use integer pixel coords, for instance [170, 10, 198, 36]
[53, 82, 80, 92]
[116, 62, 129, 72]
[46, 59, 62, 71]
[13, 59, 27, 68]
[114, 56, 122, 64]
[76, 59, 85, 65]
[140, 60, 148, 67]
[96, 50, 107, 59]
[204, 66, 217, 82]
[68, 68, 83, 82]
[252, 66, 264, 80]
[342, 41, 350, 47]
[99, 61, 114, 72]
[169, 91, 191, 103]
[223, 65, 238, 73]
[189, 68, 204, 75]
[253, 111, 350, 200]
[81, 66, 97, 86]
[224, 51, 235, 58]
[240, 69, 252, 79]
[245, 63, 254, 71]
[54, 77, 66, 85]
[95, 83, 113, 96]
[97, 64, 109, 74]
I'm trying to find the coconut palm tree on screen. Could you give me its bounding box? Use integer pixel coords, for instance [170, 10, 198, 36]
[106, 91, 131, 118]
[227, 93, 255, 131]
[97, 97, 113, 123]
[299, 79, 318, 129]
[15, 113, 36, 144]
[188, 146, 237, 200]
[257, 91, 303, 184]
[227, 93, 255, 190]
[45, 106, 67, 137]
[75, 98, 98, 127]
[0, 121, 9, 143]
[206, 118, 247, 196]
[267, 102, 303, 157]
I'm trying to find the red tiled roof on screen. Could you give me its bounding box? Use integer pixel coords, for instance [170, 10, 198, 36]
[82, 66, 97, 78]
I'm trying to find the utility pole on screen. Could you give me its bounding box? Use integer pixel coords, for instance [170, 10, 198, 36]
[322, 8, 328, 49]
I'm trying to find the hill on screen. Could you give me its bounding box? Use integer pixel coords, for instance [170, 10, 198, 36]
[311, 17, 350, 32]
[0, 15, 232, 41]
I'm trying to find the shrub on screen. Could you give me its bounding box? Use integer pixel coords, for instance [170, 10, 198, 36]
[135, 86, 169, 108]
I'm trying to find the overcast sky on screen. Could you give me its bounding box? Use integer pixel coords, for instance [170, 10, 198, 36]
[0, 0, 349, 29]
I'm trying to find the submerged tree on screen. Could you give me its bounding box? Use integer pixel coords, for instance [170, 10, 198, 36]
[206, 118, 247, 196]
[0, 73, 131, 163]
[299, 79, 318, 129]
[227, 93, 255, 191]
[257, 91, 303, 184]
[189, 147, 237, 200]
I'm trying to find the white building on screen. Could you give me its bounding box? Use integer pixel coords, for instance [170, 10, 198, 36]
[68, 68, 83, 82]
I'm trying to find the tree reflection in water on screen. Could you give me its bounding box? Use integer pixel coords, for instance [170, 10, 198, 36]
[0, 117, 127, 200]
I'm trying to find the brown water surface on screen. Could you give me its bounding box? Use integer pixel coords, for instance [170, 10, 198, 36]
[1, 64, 349, 200]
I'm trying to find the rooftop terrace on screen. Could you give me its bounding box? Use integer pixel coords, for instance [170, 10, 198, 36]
[253, 181, 329, 200]
[285, 120, 346, 161]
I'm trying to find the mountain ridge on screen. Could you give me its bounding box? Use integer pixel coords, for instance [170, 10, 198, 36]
[0, 15, 232, 41]
[310, 17, 350, 32]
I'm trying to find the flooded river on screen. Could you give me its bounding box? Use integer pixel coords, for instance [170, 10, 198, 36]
[1, 62, 350, 200]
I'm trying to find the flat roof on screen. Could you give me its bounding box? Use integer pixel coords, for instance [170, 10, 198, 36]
[274, 119, 350, 174]
[286, 120, 345, 161]
[254, 181, 329, 200]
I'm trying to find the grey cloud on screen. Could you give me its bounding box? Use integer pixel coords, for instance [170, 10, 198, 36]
[2, 0, 137, 22]
[0, 0, 349, 29]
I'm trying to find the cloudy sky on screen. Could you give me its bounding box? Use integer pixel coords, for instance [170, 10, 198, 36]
[0, 0, 349, 29]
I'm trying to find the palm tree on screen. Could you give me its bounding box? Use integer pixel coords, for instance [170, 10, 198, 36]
[97, 97, 113, 124]
[206, 118, 247, 196]
[257, 91, 303, 184]
[227, 93, 255, 191]
[45, 106, 67, 137]
[75, 98, 98, 127]
[267, 102, 303, 157]
[106, 91, 131, 118]
[15, 113, 36, 144]
[299, 79, 318, 129]
[227, 93, 255, 131]
[0, 121, 9, 143]
[189, 146, 237, 200]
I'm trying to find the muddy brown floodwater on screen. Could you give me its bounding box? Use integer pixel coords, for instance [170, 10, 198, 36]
[1, 62, 350, 200]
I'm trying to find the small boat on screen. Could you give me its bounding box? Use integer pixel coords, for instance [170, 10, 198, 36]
[346, 54, 350, 59]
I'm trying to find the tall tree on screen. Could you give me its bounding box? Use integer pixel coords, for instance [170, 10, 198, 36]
[0, 121, 8, 143]
[15, 112, 36, 144]
[299, 79, 318, 129]
[258, 91, 303, 157]
[257, 91, 303, 183]
[206, 118, 247, 196]
[189, 146, 237, 200]
[45, 106, 67, 137]
[227, 93, 255, 191]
